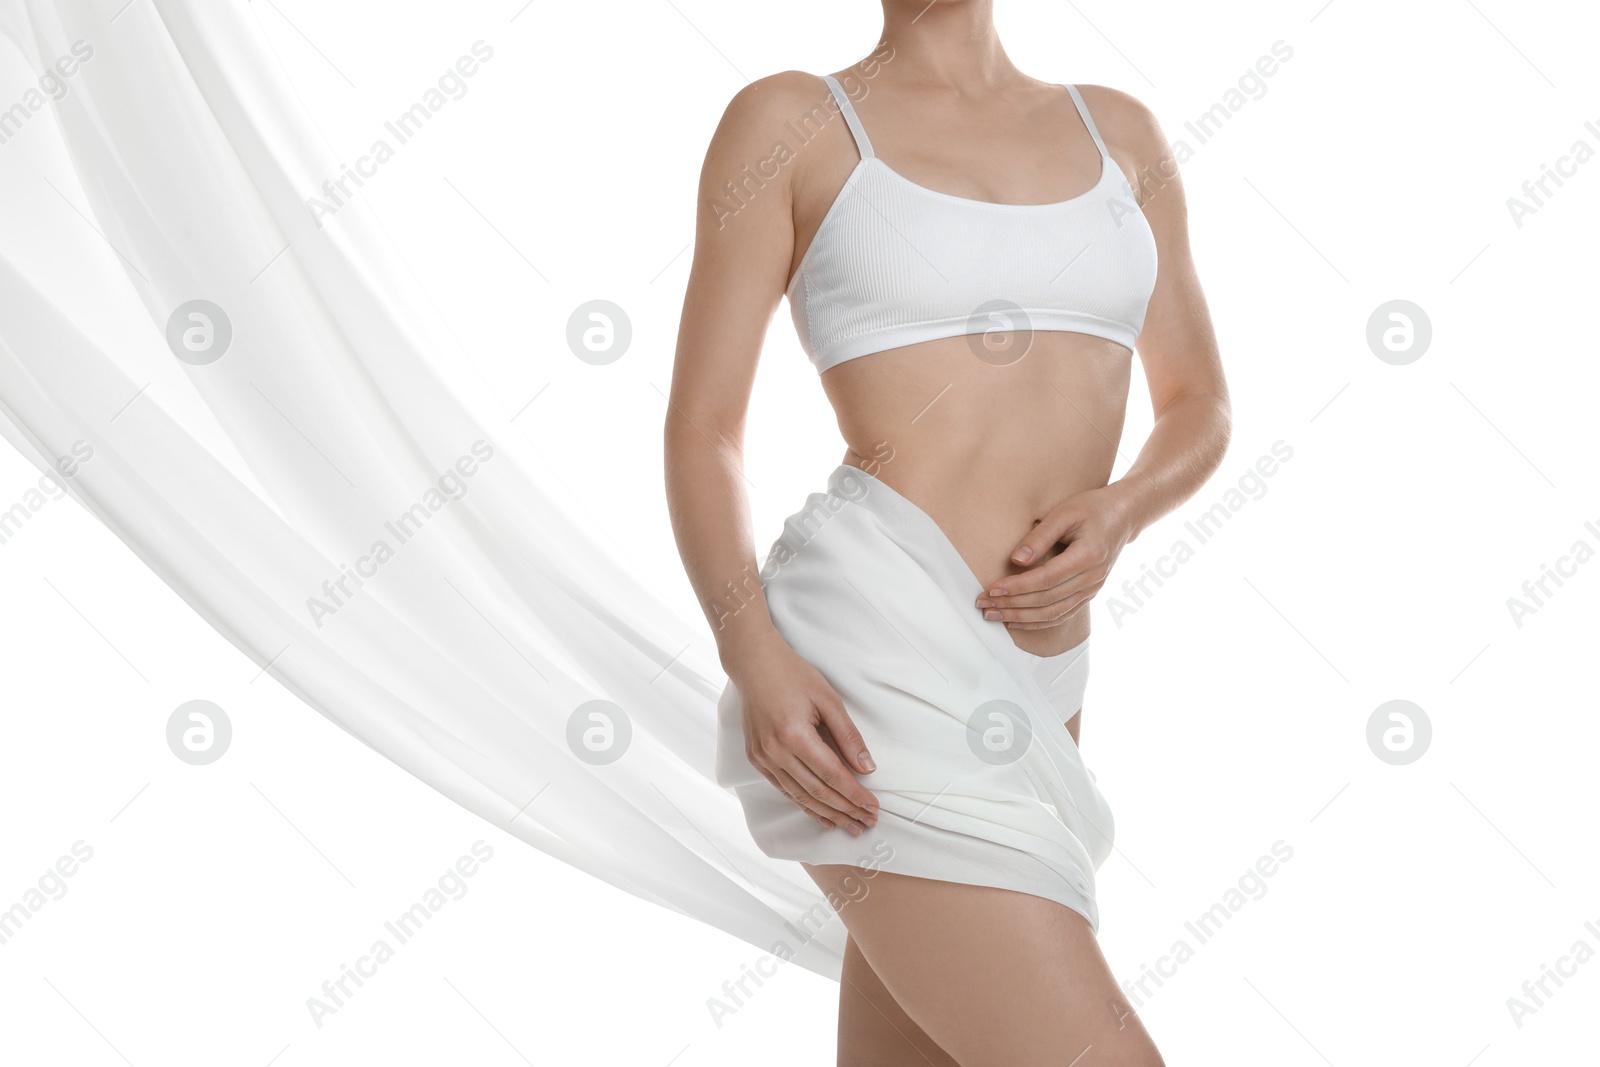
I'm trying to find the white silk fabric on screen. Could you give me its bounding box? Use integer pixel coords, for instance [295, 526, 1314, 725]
[0, 2, 847, 978]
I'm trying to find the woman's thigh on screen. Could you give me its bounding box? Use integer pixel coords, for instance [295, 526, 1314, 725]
[804, 863, 1163, 1067]
[835, 933, 962, 1066]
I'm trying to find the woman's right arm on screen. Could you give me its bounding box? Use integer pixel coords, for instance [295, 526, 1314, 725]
[663, 73, 878, 836]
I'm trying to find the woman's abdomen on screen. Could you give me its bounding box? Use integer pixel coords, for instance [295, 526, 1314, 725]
[821, 331, 1133, 658]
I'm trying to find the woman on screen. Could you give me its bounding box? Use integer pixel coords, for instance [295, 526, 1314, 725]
[665, 3, 1229, 1062]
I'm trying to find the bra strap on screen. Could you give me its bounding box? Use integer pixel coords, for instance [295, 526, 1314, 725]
[1063, 84, 1110, 160]
[822, 74, 875, 160]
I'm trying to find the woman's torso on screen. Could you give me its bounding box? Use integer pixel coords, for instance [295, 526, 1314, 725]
[786, 72, 1149, 657]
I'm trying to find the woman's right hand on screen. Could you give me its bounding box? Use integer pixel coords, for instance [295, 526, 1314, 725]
[733, 643, 880, 835]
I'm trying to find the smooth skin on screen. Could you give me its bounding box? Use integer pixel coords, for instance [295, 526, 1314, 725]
[664, 2, 1229, 1062]
[807, 868, 1161, 1067]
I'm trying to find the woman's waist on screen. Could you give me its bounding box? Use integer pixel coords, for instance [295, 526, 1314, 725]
[842, 443, 1112, 546]
[821, 333, 1132, 471]
[825, 451, 1097, 657]
[758, 461, 1097, 673]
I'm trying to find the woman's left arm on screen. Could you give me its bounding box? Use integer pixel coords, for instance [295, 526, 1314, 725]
[981, 86, 1233, 629]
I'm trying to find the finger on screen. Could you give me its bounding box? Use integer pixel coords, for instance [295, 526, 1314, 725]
[760, 761, 859, 831]
[985, 541, 1102, 600]
[789, 794, 836, 829]
[781, 750, 876, 828]
[985, 573, 1106, 619]
[1009, 509, 1079, 566]
[814, 692, 877, 777]
[990, 599, 1075, 624]
[982, 577, 1087, 613]
[774, 766, 864, 833]
[1004, 588, 1102, 628]
[790, 726, 880, 820]
[763, 764, 847, 829]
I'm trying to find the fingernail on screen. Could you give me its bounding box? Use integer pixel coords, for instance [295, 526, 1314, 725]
[1013, 547, 1033, 562]
[859, 751, 876, 772]
[976, 598, 993, 608]
[984, 610, 1002, 620]
[988, 587, 1007, 597]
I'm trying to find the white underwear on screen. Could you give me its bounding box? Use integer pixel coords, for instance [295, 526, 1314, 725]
[715, 463, 1115, 933]
[1023, 634, 1091, 725]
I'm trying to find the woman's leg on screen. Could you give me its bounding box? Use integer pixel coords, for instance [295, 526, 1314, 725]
[836, 933, 962, 1066]
[805, 864, 1163, 1067]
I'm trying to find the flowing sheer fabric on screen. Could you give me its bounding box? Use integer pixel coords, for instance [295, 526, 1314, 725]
[0, 1, 846, 979]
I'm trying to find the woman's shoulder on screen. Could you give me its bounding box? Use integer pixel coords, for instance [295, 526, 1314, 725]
[700, 71, 857, 194]
[1072, 84, 1164, 149]
[716, 70, 837, 129]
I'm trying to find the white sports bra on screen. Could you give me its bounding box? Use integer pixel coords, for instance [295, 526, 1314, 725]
[788, 75, 1159, 373]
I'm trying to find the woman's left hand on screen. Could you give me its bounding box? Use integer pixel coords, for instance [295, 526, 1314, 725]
[975, 485, 1139, 630]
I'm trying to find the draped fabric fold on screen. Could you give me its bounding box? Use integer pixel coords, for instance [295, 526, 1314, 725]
[716, 464, 1115, 931]
[0, 0, 845, 979]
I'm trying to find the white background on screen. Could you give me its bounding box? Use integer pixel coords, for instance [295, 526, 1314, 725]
[1, 0, 1596, 1063]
